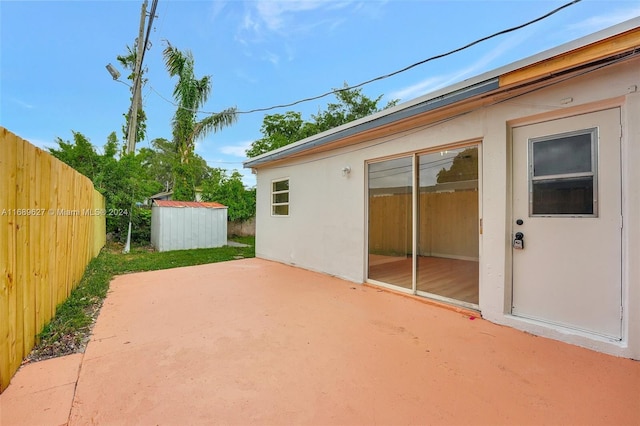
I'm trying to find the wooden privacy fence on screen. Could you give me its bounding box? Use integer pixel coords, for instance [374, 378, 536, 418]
[0, 128, 106, 393]
[369, 190, 479, 260]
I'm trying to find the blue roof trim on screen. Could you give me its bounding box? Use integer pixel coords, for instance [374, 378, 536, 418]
[244, 78, 499, 168]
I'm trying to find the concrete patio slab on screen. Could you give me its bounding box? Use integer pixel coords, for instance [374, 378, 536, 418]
[2, 258, 639, 425]
[0, 353, 83, 426]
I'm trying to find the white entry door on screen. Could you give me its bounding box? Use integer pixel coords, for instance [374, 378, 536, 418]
[511, 108, 622, 339]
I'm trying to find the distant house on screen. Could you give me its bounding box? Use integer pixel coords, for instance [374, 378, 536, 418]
[148, 190, 173, 203]
[148, 187, 204, 204]
[244, 19, 640, 358]
[151, 200, 227, 252]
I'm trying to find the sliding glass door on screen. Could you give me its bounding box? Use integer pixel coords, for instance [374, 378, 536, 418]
[367, 145, 479, 307]
[416, 147, 479, 305]
[367, 157, 413, 290]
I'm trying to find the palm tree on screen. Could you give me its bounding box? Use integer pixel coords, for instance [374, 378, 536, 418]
[163, 42, 237, 200]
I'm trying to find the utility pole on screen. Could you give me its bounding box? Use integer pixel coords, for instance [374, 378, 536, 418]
[123, 0, 148, 254]
[126, 0, 148, 154]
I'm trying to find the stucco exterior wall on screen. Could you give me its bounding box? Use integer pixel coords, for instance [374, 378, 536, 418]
[253, 58, 639, 358]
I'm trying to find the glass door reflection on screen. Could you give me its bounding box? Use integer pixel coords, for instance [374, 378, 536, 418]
[367, 156, 413, 290]
[416, 147, 479, 304]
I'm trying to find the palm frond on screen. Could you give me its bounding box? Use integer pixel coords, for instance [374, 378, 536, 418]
[164, 42, 237, 164]
[163, 44, 199, 102]
[195, 76, 212, 108]
[162, 44, 186, 77]
[192, 107, 238, 141]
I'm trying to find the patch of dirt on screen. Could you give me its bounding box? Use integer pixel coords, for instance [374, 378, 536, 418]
[104, 241, 156, 254]
[23, 299, 104, 364]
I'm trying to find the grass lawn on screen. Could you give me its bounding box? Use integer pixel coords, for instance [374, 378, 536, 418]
[26, 236, 255, 362]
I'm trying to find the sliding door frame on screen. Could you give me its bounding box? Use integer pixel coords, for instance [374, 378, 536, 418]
[365, 141, 482, 309]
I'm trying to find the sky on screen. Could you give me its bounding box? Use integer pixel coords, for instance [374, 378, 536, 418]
[1, 0, 639, 188]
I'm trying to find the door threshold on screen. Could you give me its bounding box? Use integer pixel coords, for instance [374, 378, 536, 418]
[364, 282, 481, 318]
[509, 312, 622, 342]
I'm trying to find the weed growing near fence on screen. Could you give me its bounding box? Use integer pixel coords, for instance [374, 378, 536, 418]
[26, 238, 255, 362]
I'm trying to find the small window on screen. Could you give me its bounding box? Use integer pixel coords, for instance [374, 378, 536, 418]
[272, 178, 289, 216]
[529, 128, 597, 216]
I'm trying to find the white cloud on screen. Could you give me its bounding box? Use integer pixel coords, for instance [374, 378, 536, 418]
[263, 51, 280, 65]
[255, 0, 332, 31]
[240, 0, 355, 39]
[567, 6, 640, 33]
[236, 1, 376, 66]
[388, 77, 449, 102]
[444, 33, 526, 80]
[388, 7, 639, 104]
[236, 168, 257, 188]
[241, 11, 260, 32]
[234, 68, 258, 84]
[220, 140, 252, 158]
[209, 1, 228, 21]
[11, 98, 34, 109]
[389, 34, 529, 102]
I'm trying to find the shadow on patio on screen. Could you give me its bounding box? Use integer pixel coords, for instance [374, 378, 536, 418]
[2, 258, 639, 425]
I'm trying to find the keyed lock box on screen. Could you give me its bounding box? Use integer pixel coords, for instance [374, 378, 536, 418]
[513, 232, 524, 250]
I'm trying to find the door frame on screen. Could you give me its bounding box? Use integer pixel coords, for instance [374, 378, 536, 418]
[364, 140, 483, 310]
[507, 105, 624, 339]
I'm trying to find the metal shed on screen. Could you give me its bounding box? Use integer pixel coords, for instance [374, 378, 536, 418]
[151, 200, 228, 252]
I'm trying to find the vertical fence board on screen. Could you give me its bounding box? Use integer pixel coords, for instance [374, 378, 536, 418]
[370, 191, 479, 259]
[20, 140, 37, 356]
[55, 166, 69, 305]
[0, 128, 105, 393]
[0, 129, 16, 391]
[41, 154, 53, 325]
[64, 168, 72, 285]
[36, 150, 49, 333]
[11, 136, 25, 377]
[93, 190, 106, 256]
[76, 180, 84, 283]
[48, 160, 59, 319]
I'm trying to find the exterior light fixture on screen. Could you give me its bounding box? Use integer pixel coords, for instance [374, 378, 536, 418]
[342, 166, 351, 177]
[105, 63, 121, 80]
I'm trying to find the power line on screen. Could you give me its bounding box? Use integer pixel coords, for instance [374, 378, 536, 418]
[139, 0, 158, 71]
[262, 49, 639, 171]
[150, 0, 582, 116]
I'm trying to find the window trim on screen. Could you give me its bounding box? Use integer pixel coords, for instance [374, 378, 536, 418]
[528, 127, 598, 217]
[271, 177, 290, 217]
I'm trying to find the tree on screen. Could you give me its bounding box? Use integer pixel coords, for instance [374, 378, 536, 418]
[140, 137, 215, 196]
[49, 131, 162, 243]
[436, 147, 478, 184]
[48, 132, 101, 181]
[163, 41, 237, 200]
[311, 83, 397, 133]
[201, 170, 256, 222]
[117, 44, 147, 148]
[246, 84, 398, 158]
[138, 138, 176, 192]
[245, 112, 317, 158]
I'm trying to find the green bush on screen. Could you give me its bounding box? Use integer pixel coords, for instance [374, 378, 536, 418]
[132, 207, 152, 244]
